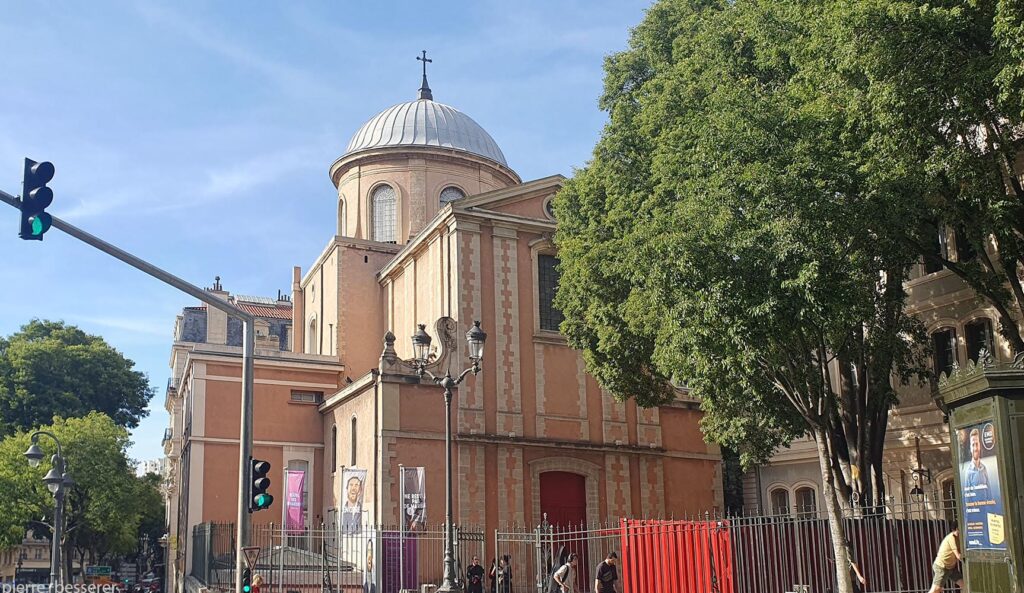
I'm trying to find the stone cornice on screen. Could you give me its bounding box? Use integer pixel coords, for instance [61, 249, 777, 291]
[329, 146, 521, 188]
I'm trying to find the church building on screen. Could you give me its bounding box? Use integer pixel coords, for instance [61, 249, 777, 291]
[161, 68, 722, 593]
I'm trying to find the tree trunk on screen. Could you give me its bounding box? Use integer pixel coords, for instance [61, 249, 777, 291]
[815, 427, 854, 593]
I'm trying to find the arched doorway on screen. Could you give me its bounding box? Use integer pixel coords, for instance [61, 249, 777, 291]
[540, 472, 588, 589]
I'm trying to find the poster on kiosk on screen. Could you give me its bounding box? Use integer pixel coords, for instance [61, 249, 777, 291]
[958, 420, 1007, 551]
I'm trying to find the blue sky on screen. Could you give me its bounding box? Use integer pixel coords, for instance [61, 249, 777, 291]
[0, 1, 649, 463]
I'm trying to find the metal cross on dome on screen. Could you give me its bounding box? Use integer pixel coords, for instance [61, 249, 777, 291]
[417, 50, 433, 100]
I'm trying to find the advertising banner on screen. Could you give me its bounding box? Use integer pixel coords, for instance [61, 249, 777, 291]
[401, 466, 427, 532]
[285, 469, 305, 533]
[958, 420, 1007, 550]
[341, 468, 368, 534]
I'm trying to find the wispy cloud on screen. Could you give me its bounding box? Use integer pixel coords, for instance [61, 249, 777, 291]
[132, 2, 338, 100]
[68, 314, 171, 338]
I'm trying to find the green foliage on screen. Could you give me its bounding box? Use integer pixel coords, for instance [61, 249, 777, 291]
[0, 413, 153, 560]
[0, 320, 154, 437]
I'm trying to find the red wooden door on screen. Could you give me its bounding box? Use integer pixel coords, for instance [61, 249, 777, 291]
[540, 472, 588, 589]
[540, 471, 587, 527]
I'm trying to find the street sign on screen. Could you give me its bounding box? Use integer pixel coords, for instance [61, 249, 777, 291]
[242, 546, 261, 569]
[85, 566, 112, 576]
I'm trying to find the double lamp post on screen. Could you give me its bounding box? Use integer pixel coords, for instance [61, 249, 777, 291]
[407, 320, 486, 593]
[23, 431, 72, 590]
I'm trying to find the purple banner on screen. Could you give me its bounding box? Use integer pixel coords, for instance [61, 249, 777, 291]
[285, 470, 305, 533]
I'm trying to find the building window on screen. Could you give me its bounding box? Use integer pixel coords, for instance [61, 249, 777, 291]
[338, 198, 347, 236]
[932, 327, 958, 376]
[350, 416, 357, 467]
[795, 487, 816, 515]
[372, 185, 397, 243]
[290, 390, 323, 404]
[954, 226, 976, 262]
[34, 548, 42, 560]
[538, 254, 564, 332]
[544, 198, 556, 220]
[922, 222, 946, 274]
[965, 318, 993, 363]
[440, 186, 465, 205]
[332, 425, 338, 473]
[308, 319, 318, 354]
[770, 488, 790, 515]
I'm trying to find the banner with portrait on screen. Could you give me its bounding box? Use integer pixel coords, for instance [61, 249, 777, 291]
[958, 420, 1006, 550]
[401, 466, 427, 532]
[341, 468, 368, 534]
[285, 470, 305, 533]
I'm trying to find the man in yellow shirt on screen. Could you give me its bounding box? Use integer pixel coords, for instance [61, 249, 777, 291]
[928, 527, 963, 593]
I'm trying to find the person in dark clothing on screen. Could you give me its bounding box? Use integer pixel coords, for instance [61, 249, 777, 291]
[488, 559, 497, 593]
[467, 556, 486, 593]
[495, 555, 512, 593]
[594, 551, 619, 593]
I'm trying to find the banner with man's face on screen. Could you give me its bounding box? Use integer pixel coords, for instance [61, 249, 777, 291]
[341, 468, 367, 534]
[402, 466, 426, 532]
[958, 420, 1006, 550]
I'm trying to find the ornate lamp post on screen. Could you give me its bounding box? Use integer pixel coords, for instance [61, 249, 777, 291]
[24, 431, 72, 591]
[407, 320, 486, 593]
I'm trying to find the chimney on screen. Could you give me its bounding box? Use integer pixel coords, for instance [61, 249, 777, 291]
[205, 276, 229, 345]
[291, 266, 305, 353]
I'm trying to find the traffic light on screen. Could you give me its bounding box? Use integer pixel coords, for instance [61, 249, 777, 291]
[20, 158, 54, 240]
[241, 567, 252, 593]
[249, 458, 273, 512]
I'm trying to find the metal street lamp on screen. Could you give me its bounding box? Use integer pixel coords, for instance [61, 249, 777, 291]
[23, 431, 70, 591]
[407, 320, 486, 593]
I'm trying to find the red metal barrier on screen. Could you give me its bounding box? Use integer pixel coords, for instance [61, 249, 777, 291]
[620, 519, 734, 593]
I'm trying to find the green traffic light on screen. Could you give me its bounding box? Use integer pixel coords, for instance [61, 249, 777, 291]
[243, 586, 251, 592]
[254, 493, 271, 508]
[30, 214, 51, 237]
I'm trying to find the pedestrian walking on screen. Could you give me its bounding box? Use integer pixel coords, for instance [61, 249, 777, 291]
[927, 527, 964, 593]
[488, 558, 497, 593]
[467, 556, 486, 593]
[594, 551, 619, 593]
[251, 574, 264, 593]
[550, 552, 578, 593]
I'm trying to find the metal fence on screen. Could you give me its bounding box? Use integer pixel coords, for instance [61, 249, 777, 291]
[190, 522, 484, 593]
[725, 496, 957, 593]
[494, 520, 621, 593]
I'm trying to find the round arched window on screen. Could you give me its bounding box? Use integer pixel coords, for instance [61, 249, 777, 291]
[372, 185, 397, 243]
[440, 186, 465, 205]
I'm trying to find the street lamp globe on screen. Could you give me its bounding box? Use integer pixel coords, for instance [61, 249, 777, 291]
[466, 321, 487, 361]
[910, 486, 925, 503]
[412, 324, 432, 365]
[43, 466, 63, 494]
[24, 443, 44, 468]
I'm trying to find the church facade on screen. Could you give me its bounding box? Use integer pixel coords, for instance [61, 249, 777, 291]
[162, 76, 722, 592]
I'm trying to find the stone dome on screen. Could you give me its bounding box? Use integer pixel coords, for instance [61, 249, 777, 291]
[344, 99, 508, 167]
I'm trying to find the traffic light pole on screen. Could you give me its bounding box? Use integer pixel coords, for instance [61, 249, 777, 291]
[0, 189, 256, 593]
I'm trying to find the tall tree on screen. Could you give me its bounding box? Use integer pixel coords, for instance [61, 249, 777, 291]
[0, 413, 149, 578]
[0, 320, 153, 436]
[553, 1, 930, 591]
[828, 0, 1024, 356]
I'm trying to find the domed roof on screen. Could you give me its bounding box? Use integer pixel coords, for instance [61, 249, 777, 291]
[345, 99, 508, 167]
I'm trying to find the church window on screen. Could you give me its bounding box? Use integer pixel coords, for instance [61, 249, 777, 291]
[372, 185, 397, 243]
[440, 186, 465, 205]
[931, 327, 958, 376]
[538, 254, 564, 332]
[350, 416, 357, 466]
[290, 390, 323, 404]
[544, 198, 556, 220]
[965, 318, 994, 363]
[338, 198, 347, 237]
[331, 424, 338, 473]
[308, 318, 318, 354]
